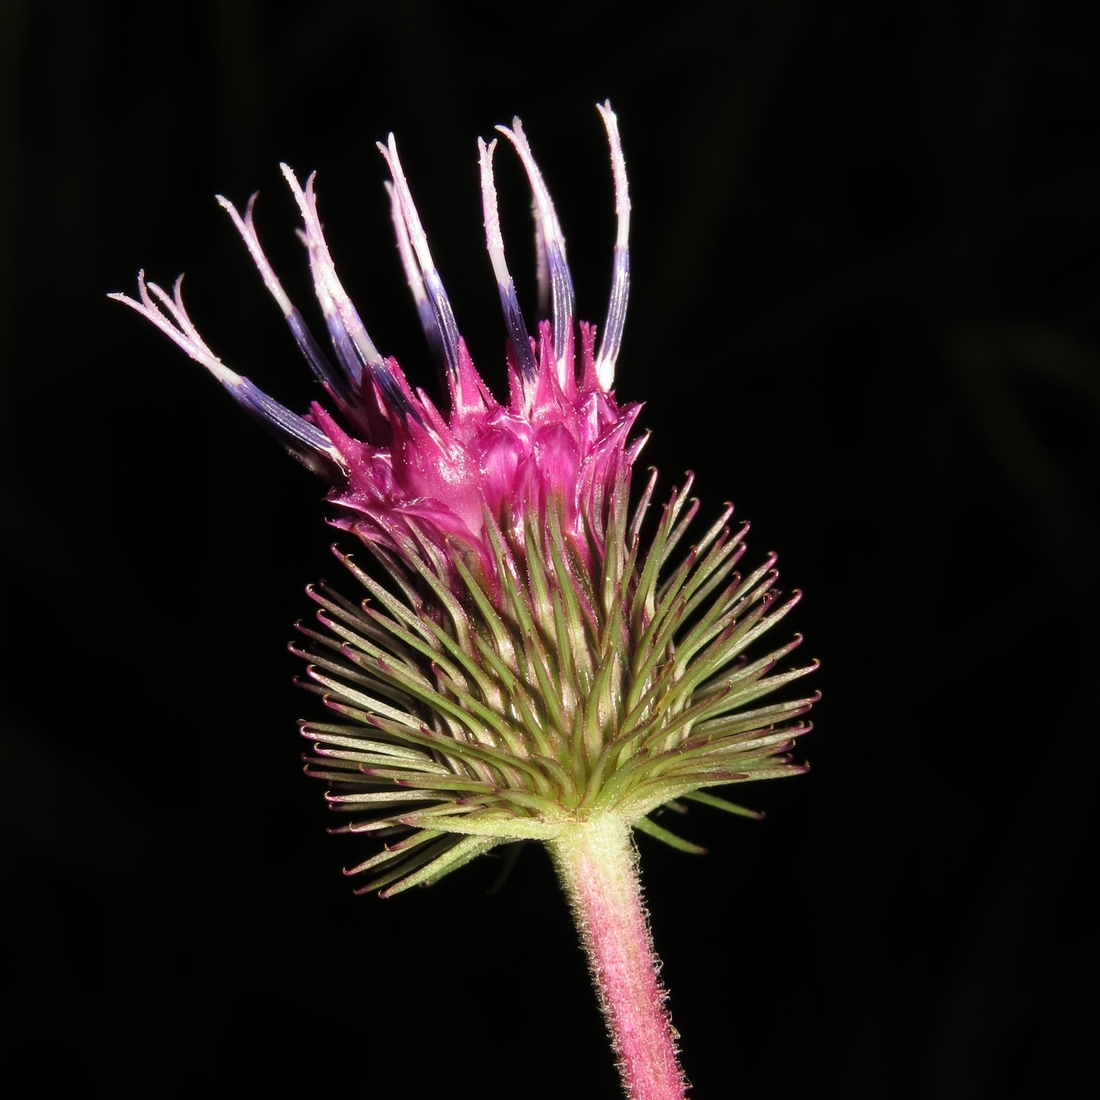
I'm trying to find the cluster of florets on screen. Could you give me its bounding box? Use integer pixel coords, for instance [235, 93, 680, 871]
[113, 104, 814, 895]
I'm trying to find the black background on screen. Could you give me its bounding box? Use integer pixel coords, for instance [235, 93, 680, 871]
[2, 1, 1097, 1096]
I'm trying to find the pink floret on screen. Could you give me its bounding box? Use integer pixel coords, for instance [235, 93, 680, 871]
[321, 320, 641, 582]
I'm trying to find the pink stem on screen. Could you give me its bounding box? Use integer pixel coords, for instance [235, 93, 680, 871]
[550, 816, 687, 1100]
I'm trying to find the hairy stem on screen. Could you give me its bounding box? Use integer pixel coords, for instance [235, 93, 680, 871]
[549, 815, 687, 1100]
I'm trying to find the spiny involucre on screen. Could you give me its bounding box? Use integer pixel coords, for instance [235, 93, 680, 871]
[112, 103, 816, 898]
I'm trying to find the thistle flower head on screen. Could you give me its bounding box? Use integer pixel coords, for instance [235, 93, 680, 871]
[113, 104, 815, 897]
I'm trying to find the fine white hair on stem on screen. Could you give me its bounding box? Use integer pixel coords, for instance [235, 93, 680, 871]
[496, 118, 576, 386]
[377, 134, 463, 389]
[594, 101, 631, 391]
[478, 136, 538, 383]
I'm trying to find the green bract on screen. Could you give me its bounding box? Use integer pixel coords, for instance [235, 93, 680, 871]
[297, 472, 814, 897]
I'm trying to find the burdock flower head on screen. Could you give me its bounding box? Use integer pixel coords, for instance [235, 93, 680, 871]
[114, 103, 814, 1100]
